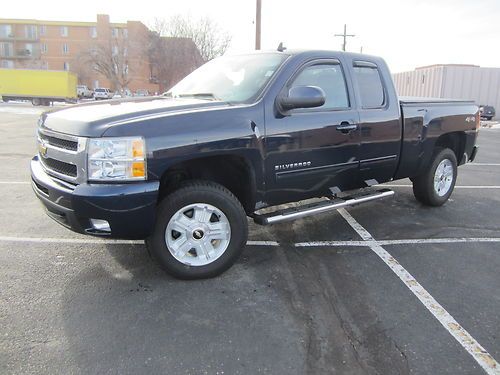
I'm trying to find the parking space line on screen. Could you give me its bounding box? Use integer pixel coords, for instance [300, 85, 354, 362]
[383, 184, 500, 189]
[337, 208, 500, 375]
[464, 163, 500, 166]
[295, 237, 500, 247]
[0, 236, 279, 247]
[0, 181, 30, 184]
[2, 235, 499, 248]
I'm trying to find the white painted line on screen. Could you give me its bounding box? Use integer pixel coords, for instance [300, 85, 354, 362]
[246, 240, 280, 246]
[0, 236, 278, 247]
[0, 236, 143, 245]
[295, 237, 500, 247]
[464, 163, 500, 167]
[337, 208, 500, 375]
[378, 238, 500, 246]
[295, 240, 369, 247]
[382, 184, 500, 189]
[0, 181, 30, 184]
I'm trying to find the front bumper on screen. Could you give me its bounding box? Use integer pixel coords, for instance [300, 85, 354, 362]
[31, 156, 159, 239]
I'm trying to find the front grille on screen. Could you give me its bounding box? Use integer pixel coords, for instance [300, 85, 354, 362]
[41, 157, 77, 177]
[39, 133, 78, 151]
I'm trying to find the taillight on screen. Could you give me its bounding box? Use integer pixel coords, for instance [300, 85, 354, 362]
[476, 111, 480, 131]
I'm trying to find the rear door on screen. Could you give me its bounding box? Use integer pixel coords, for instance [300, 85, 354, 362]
[264, 58, 361, 204]
[349, 59, 402, 184]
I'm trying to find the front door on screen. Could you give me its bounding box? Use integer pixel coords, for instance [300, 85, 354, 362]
[264, 58, 361, 205]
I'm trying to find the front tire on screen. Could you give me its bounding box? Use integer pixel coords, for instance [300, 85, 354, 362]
[412, 147, 457, 206]
[147, 181, 248, 279]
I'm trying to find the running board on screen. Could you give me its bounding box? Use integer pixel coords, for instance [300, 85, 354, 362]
[253, 188, 394, 225]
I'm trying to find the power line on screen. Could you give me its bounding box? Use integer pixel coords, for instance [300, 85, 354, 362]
[334, 24, 355, 52]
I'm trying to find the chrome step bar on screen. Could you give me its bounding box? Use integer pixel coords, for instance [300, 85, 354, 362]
[253, 188, 394, 225]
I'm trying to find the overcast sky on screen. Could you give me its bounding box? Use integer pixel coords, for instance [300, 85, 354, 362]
[3, 0, 499, 72]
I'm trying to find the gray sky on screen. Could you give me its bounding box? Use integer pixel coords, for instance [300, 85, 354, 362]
[3, 0, 499, 72]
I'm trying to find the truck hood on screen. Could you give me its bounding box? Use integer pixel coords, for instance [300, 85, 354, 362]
[41, 97, 231, 137]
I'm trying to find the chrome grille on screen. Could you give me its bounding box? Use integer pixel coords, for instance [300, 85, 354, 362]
[37, 128, 87, 184]
[39, 133, 78, 151]
[40, 158, 77, 177]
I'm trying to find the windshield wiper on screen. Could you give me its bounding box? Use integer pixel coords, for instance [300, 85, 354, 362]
[177, 93, 221, 101]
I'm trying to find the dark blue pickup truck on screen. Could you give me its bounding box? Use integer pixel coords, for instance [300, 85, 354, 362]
[31, 50, 479, 279]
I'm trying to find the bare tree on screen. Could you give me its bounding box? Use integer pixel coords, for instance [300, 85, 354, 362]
[148, 29, 204, 91]
[153, 15, 231, 62]
[76, 30, 153, 92]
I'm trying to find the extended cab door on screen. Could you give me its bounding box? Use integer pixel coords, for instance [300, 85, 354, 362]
[263, 58, 361, 205]
[349, 59, 402, 184]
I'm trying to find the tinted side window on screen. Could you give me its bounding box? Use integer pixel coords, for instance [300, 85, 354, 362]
[353, 66, 385, 108]
[291, 64, 349, 110]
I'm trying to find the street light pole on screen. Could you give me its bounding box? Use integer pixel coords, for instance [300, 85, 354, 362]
[255, 0, 262, 50]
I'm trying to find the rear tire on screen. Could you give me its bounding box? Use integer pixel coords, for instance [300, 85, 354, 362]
[412, 147, 457, 206]
[147, 181, 248, 279]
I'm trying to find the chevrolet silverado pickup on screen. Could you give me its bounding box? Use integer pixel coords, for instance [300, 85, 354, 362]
[31, 50, 479, 279]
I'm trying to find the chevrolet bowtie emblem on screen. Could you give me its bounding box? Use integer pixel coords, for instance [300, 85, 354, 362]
[39, 140, 48, 157]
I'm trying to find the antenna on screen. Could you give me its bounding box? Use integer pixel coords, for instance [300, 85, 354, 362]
[277, 42, 287, 52]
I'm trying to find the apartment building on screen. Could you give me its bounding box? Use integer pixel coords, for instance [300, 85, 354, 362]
[0, 14, 159, 93]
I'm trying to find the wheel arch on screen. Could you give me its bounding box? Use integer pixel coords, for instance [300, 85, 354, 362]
[157, 153, 260, 214]
[434, 131, 466, 165]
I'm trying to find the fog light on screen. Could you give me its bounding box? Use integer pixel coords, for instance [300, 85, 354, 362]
[90, 219, 111, 232]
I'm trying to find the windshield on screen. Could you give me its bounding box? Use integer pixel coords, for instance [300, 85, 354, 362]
[166, 53, 287, 103]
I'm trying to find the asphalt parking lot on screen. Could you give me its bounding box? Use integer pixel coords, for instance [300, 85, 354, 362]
[0, 103, 499, 375]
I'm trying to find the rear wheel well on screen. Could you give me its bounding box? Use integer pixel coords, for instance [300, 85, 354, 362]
[158, 155, 255, 214]
[435, 132, 466, 164]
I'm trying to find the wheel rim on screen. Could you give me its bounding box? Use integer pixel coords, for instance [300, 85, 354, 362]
[165, 203, 231, 266]
[433, 159, 454, 197]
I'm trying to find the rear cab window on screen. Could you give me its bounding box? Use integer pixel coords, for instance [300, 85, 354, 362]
[353, 61, 386, 109]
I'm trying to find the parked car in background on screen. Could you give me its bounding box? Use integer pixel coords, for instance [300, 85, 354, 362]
[77, 85, 93, 99]
[135, 89, 150, 97]
[479, 105, 495, 120]
[94, 88, 113, 100]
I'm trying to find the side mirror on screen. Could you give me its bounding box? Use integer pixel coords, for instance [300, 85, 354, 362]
[279, 85, 326, 111]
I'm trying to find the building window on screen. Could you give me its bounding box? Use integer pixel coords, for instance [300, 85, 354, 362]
[41, 43, 48, 54]
[63, 62, 70, 71]
[60, 26, 68, 37]
[111, 28, 119, 38]
[1, 60, 14, 68]
[0, 25, 12, 38]
[25, 25, 37, 40]
[90, 26, 97, 38]
[39, 25, 46, 36]
[62, 43, 69, 54]
[0, 42, 13, 57]
[24, 43, 34, 56]
[122, 29, 128, 38]
[112, 45, 118, 56]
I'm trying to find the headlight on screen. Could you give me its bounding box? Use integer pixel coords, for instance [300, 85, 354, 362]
[87, 137, 147, 181]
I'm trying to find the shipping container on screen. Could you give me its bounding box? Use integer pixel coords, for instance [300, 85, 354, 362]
[0, 68, 77, 106]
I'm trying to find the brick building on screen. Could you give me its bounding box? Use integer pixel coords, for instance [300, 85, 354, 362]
[0, 14, 199, 93]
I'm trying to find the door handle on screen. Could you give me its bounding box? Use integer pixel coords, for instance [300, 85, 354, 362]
[335, 123, 358, 134]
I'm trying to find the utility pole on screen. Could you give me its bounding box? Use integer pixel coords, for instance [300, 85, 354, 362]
[255, 0, 262, 50]
[334, 24, 355, 52]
